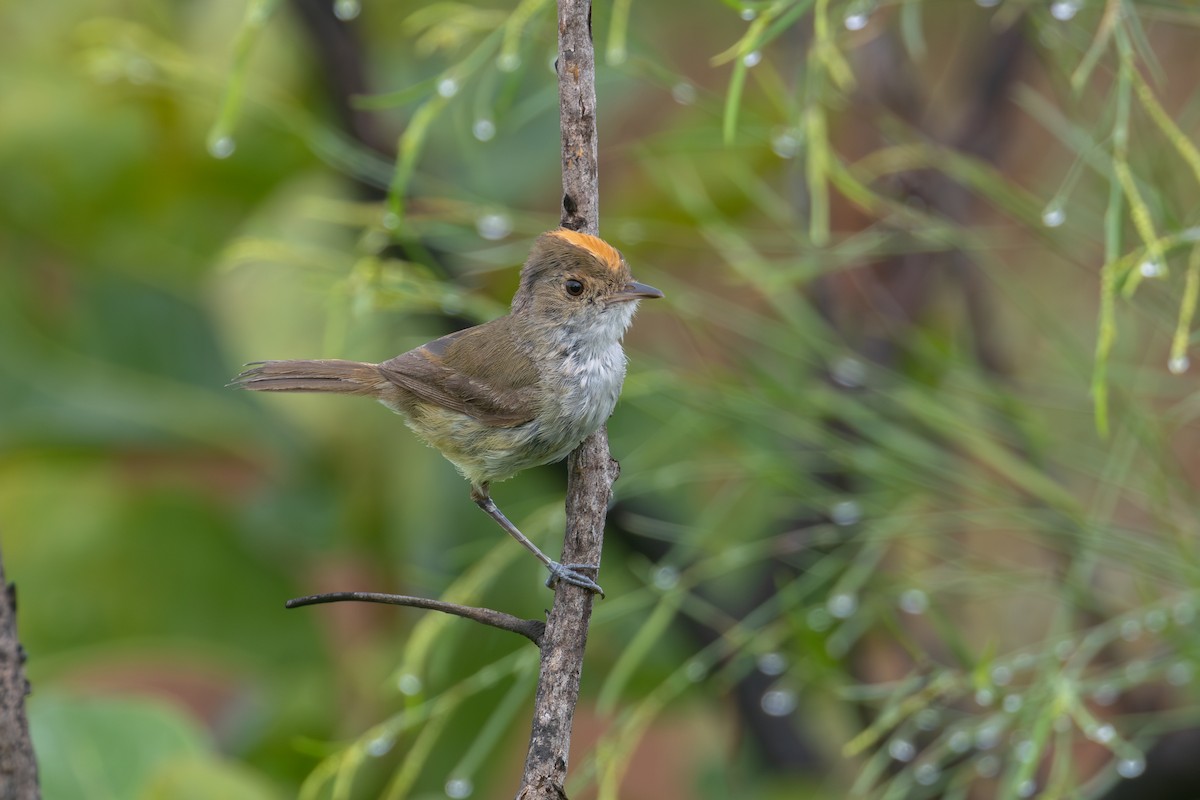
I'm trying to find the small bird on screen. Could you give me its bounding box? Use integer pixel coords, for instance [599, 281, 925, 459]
[231, 229, 662, 595]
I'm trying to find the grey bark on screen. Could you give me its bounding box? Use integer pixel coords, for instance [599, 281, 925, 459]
[516, 2, 612, 797]
[0, 548, 38, 799]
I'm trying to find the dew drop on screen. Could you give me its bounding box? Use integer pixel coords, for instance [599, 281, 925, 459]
[899, 589, 929, 615]
[740, 8, 757, 21]
[1089, 723, 1116, 744]
[888, 738, 916, 762]
[1050, 0, 1079, 20]
[476, 212, 512, 241]
[1145, 609, 1168, 632]
[915, 763, 941, 785]
[831, 356, 867, 387]
[1003, 694, 1024, 713]
[496, 53, 521, 72]
[948, 730, 972, 753]
[975, 723, 1001, 749]
[382, 212, 401, 231]
[366, 735, 394, 757]
[437, 77, 459, 98]
[608, 47, 627, 66]
[1117, 755, 1146, 779]
[761, 688, 797, 716]
[1015, 738, 1036, 763]
[1169, 355, 1190, 375]
[684, 659, 708, 682]
[651, 565, 679, 591]
[1018, 779, 1037, 798]
[333, 0, 361, 21]
[671, 82, 697, 105]
[757, 652, 788, 676]
[742, 50, 762, 68]
[830, 500, 862, 527]
[771, 130, 800, 159]
[1139, 259, 1164, 278]
[844, 12, 869, 30]
[207, 135, 236, 159]
[397, 673, 422, 695]
[1042, 206, 1065, 227]
[976, 754, 1000, 778]
[827, 592, 858, 619]
[472, 119, 496, 142]
[991, 665, 1013, 686]
[1092, 684, 1119, 706]
[1167, 661, 1193, 686]
[915, 708, 941, 731]
[445, 777, 474, 798]
[975, 688, 995, 707]
[806, 607, 832, 631]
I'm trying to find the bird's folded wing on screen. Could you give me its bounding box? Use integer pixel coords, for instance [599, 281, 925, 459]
[377, 324, 541, 428]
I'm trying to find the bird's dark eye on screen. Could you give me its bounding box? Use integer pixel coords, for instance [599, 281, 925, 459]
[565, 279, 584, 296]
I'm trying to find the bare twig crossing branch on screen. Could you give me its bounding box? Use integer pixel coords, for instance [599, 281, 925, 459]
[286, 592, 545, 645]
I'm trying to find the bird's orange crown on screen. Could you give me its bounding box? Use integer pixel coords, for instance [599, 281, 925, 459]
[548, 229, 624, 272]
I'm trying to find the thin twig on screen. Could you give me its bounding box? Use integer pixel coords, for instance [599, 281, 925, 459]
[286, 592, 545, 646]
[515, 3, 611, 799]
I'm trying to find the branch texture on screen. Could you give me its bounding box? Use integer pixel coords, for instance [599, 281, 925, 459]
[517, 2, 613, 798]
[0, 548, 38, 799]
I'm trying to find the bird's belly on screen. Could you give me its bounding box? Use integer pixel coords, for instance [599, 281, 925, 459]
[393, 344, 626, 486]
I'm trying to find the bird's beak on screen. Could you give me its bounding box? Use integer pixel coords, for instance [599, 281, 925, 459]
[610, 281, 664, 303]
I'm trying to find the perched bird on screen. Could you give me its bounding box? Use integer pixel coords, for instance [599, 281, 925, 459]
[231, 229, 662, 595]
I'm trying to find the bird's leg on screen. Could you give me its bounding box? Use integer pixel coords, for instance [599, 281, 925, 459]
[470, 485, 604, 597]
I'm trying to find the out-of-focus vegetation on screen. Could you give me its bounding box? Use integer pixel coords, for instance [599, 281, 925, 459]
[3, 0, 1200, 798]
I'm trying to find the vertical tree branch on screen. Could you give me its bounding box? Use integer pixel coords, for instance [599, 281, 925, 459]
[517, 2, 612, 798]
[0, 546, 39, 799]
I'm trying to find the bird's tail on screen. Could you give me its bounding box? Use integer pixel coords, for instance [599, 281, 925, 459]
[229, 359, 383, 396]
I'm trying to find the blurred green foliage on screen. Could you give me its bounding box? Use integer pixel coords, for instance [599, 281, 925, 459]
[4, 0, 1200, 798]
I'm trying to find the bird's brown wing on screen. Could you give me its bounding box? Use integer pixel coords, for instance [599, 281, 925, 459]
[377, 318, 541, 428]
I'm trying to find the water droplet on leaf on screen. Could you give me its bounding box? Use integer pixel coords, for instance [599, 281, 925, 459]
[333, 0, 360, 21]
[208, 136, 236, 159]
[888, 738, 916, 762]
[760, 689, 797, 716]
[1138, 260, 1163, 278]
[757, 652, 787, 676]
[1117, 755, 1146, 779]
[1042, 206, 1065, 227]
[445, 777, 474, 798]
[472, 119, 496, 142]
[671, 82, 696, 105]
[1169, 355, 1190, 375]
[476, 212, 512, 241]
[742, 51, 762, 68]
[397, 673, 422, 695]
[844, 12, 869, 30]
[437, 78, 459, 98]
[899, 589, 928, 615]
[827, 593, 858, 618]
[1050, 0, 1079, 20]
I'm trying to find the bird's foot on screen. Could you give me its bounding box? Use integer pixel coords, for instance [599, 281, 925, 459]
[545, 562, 604, 597]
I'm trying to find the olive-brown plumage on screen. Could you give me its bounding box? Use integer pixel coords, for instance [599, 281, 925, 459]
[231, 229, 662, 594]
